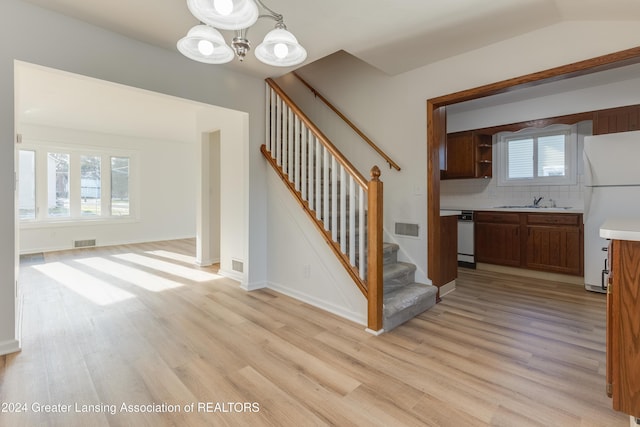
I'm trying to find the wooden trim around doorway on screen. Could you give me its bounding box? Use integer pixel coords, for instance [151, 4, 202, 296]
[427, 45, 640, 290]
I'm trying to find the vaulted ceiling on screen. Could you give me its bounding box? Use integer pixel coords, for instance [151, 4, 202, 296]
[21, 0, 640, 77]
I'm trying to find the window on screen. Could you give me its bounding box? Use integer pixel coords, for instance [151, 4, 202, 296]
[18, 146, 136, 223]
[48, 152, 70, 217]
[81, 155, 101, 216]
[111, 156, 130, 216]
[18, 150, 36, 220]
[497, 124, 577, 186]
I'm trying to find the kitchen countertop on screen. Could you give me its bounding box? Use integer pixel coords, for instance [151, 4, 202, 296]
[441, 205, 584, 214]
[440, 209, 461, 217]
[600, 218, 640, 241]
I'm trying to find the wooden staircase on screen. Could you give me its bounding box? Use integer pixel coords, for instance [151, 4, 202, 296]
[262, 78, 436, 333]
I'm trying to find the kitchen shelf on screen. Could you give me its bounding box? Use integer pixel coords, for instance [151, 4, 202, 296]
[442, 131, 492, 179]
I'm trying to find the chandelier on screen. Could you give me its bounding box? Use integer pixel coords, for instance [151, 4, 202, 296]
[178, 0, 307, 67]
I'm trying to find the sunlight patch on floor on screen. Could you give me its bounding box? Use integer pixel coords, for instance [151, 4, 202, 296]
[145, 250, 196, 264]
[112, 253, 221, 282]
[33, 262, 135, 305]
[74, 257, 184, 292]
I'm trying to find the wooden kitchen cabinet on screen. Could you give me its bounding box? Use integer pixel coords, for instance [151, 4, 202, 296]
[434, 214, 458, 287]
[524, 213, 583, 275]
[475, 211, 583, 275]
[475, 211, 521, 267]
[594, 104, 640, 135]
[442, 131, 492, 180]
[607, 239, 640, 418]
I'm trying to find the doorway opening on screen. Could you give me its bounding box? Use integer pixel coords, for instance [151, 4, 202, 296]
[426, 46, 640, 287]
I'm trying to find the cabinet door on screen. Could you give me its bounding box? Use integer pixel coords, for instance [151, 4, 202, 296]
[475, 221, 521, 266]
[442, 131, 474, 179]
[524, 213, 583, 276]
[606, 240, 613, 398]
[525, 225, 582, 275]
[610, 239, 640, 418]
[436, 215, 458, 286]
[594, 105, 640, 135]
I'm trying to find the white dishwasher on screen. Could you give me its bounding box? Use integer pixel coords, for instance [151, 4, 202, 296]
[457, 210, 475, 268]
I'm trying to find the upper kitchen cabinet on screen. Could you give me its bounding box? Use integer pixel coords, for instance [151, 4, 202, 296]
[441, 131, 492, 180]
[594, 104, 640, 135]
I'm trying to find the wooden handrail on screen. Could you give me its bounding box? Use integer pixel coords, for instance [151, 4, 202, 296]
[266, 78, 368, 189]
[264, 79, 385, 332]
[292, 72, 401, 172]
[261, 145, 370, 296]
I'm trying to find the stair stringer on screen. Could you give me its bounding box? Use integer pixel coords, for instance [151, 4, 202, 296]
[265, 168, 368, 326]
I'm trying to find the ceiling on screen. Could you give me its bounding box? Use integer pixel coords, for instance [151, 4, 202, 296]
[21, 0, 640, 77]
[14, 1, 640, 142]
[15, 62, 220, 142]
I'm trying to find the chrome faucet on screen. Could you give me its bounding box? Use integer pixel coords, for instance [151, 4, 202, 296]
[533, 196, 544, 207]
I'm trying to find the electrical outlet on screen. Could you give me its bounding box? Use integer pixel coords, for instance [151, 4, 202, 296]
[303, 264, 311, 279]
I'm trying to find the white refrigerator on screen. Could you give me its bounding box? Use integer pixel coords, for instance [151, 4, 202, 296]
[583, 130, 640, 293]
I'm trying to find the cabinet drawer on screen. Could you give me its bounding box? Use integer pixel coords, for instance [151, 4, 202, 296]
[526, 214, 580, 226]
[475, 211, 520, 224]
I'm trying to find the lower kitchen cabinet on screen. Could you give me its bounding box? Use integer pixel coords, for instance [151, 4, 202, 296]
[437, 214, 459, 286]
[607, 239, 640, 418]
[525, 213, 583, 275]
[475, 212, 521, 266]
[475, 211, 583, 275]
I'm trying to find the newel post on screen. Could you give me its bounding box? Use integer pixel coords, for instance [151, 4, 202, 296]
[367, 166, 383, 332]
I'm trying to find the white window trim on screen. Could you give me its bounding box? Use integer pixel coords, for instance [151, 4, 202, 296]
[496, 123, 578, 187]
[18, 140, 139, 226]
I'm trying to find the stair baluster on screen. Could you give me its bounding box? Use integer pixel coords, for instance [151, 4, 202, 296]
[263, 79, 392, 332]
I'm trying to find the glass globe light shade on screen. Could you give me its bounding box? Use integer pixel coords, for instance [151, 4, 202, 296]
[273, 43, 288, 59]
[213, 0, 233, 16]
[255, 28, 307, 67]
[198, 39, 215, 56]
[177, 25, 234, 64]
[187, 0, 259, 31]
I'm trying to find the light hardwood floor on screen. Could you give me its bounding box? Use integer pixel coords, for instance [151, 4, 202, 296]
[0, 239, 629, 426]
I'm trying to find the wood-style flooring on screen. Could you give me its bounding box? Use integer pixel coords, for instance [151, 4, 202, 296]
[0, 239, 629, 426]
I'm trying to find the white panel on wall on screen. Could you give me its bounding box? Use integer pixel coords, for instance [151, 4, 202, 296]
[266, 169, 367, 325]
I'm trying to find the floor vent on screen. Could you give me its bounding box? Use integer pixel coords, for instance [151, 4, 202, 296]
[73, 239, 97, 248]
[232, 259, 244, 273]
[395, 222, 419, 238]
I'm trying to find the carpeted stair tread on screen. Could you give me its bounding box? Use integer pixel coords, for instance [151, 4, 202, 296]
[383, 262, 416, 293]
[383, 282, 437, 331]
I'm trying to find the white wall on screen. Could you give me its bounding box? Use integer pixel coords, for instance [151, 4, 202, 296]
[18, 124, 197, 253]
[447, 74, 640, 132]
[274, 21, 640, 288]
[196, 108, 250, 284]
[0, 0, 266, 355]
[266, 169, 367, 325]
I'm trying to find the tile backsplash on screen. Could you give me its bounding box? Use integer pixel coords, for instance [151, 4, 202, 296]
[442, 121, 589, 210]
[440, 174, 584, 210]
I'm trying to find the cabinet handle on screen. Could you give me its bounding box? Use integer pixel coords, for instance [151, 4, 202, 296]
[601, 259, 609, 291]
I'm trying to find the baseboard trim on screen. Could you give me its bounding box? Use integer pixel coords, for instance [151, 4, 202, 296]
[195, 258, 215, 267]
[365, 328, 385, 336]
[242, 281, 267, 291]
[475, 263, 584, 285]
[266, 281, 367, 327]
[218, 268, 245, 285]
[439, 280, 456, 297]
[0, 339, 21, 356]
